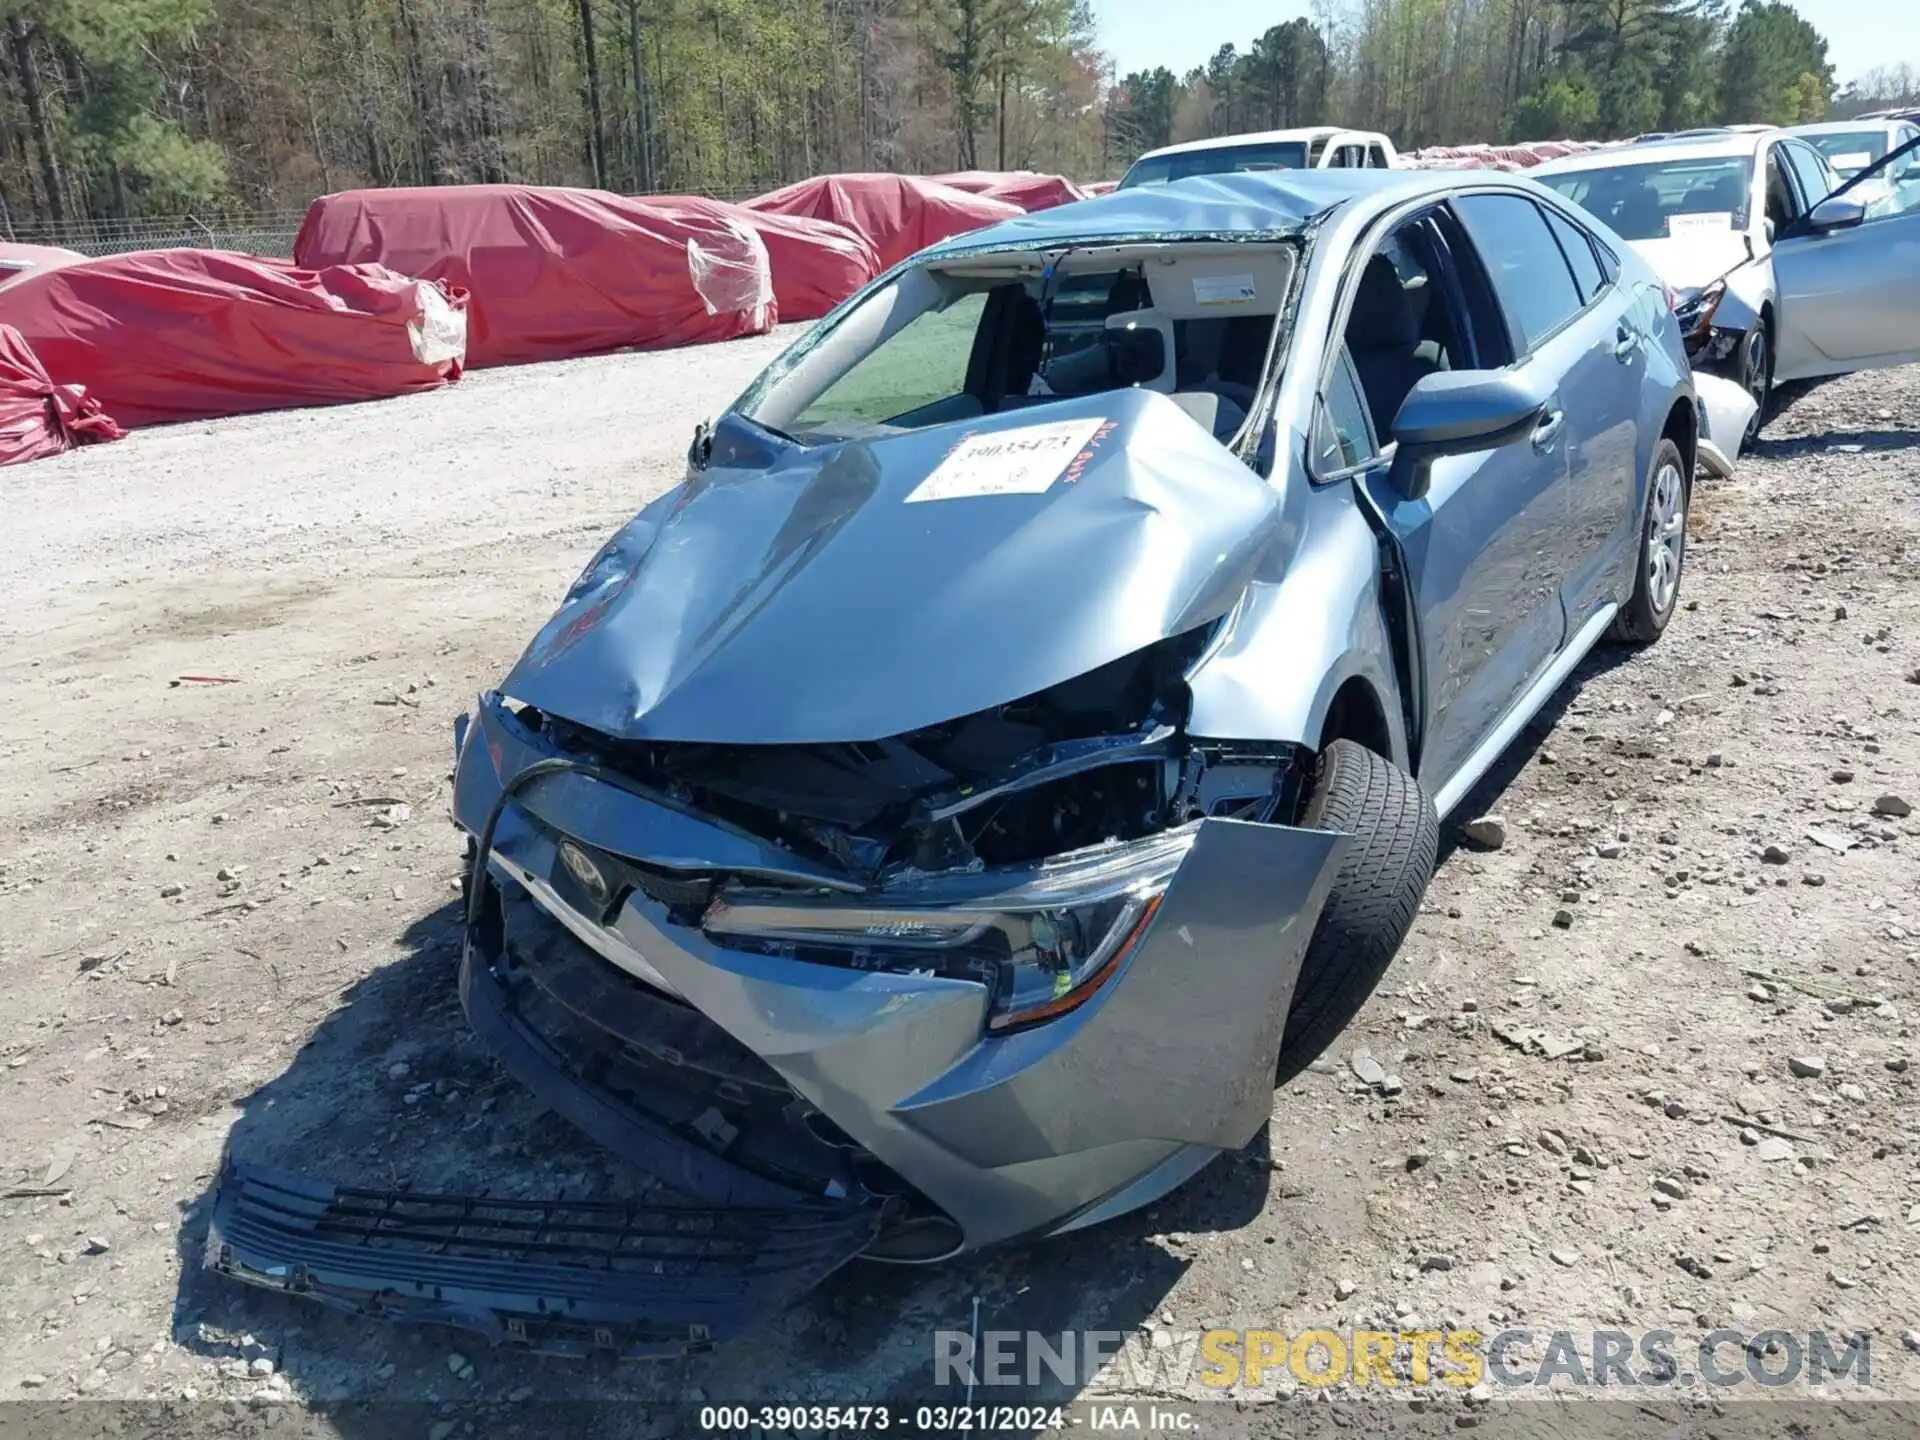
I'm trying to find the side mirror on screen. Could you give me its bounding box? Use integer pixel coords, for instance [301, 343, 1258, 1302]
[688, 419, 713, 470]
[1808, 195, 1867, 232]
[1763, 217, 1776, 243]
[1386, 370, 1547, 501]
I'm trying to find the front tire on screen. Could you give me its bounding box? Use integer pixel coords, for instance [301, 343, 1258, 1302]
[1608, 437, 1688, 646]
[1276, 739, 1438, 1086]
[1738, 322, 1772, 451]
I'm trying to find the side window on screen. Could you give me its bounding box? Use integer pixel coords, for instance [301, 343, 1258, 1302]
[791, 290, 989, 431]
[1309, 138, 1331, 166]
[1764, 147, 1802, 231]
[1313, 345, 1376, 474]
[1450, 193, 1586, 353]
[1542, 207, 1606, 303]
[1783, 143, 1832, 209]
[1368, 144, 1390, 169]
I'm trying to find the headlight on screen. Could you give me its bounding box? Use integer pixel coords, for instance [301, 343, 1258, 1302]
[1671, 280, 1726, 342]
[701, 826, 1196, 1032]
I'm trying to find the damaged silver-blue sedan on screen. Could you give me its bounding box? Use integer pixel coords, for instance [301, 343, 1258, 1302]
[209, 169, 1739, 1356]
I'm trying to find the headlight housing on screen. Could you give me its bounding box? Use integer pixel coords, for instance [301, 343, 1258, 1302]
[701, 826, 1196, 1032]
[1670, 280, 1726, 344]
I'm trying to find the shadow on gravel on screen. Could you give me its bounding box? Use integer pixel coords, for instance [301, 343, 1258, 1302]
[1435, 640, 1638, 865]
[1750, 426, 1920, 459]
[168, 897, 1275, 1423]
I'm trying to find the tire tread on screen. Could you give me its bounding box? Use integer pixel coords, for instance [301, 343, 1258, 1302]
[1279, 740, 1439, 1082]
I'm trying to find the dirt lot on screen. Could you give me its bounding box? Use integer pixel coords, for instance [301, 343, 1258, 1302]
[2, 337, 1918, 1428]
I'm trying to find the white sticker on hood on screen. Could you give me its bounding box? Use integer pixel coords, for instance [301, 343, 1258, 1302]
[905, 417, 1107, 503]
[1193, 272, 1259, 305]
[1667, 211, 1733, 237]
[1829, 151, 1872, 172]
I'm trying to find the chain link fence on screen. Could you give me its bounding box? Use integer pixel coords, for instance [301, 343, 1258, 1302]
[7, 211, 315, 259]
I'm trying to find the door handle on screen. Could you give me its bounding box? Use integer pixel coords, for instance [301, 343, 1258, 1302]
[1531, 408, 1565, 451]
[1612, 326, 1640, 360]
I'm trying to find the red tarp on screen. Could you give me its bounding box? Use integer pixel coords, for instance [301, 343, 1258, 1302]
[0, 250, 467, 429]
[929, 170, 1087, 212]
[294, 185, 776, 367]
[648, 194, 878, 321]
[744, 174, 1021, 271]
[0, 324, 121, 465]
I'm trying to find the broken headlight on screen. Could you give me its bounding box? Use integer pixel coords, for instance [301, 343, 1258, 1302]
[1670, 280, 1726, 347]
[702, 825, 1196, 1033]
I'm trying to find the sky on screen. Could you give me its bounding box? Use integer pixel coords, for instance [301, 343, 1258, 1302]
[1091, 0, 1917, 93]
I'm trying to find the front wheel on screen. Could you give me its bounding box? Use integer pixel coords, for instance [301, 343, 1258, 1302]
[1738, 322, 1772, 451]
[1276, 740, 1438, 1086]
[1608, 437, 1689, 646]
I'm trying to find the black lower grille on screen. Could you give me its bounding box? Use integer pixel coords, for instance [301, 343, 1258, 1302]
[207, 1160, 878, 1357]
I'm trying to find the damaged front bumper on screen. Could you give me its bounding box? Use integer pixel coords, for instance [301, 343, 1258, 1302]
[207, 691, 1345, 1350]
[449, 691, 1345, 1252]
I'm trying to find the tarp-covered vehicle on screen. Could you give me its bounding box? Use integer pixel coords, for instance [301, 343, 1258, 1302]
[294, 184, 775, 367]
[0, 250, 466, 428]
[648, 194, 879, 322]
[0, 323, 122, 465]
[210, 170, 1741, 1356]
[929, 169, 1087, 211]
[744, 173, 1021, 270]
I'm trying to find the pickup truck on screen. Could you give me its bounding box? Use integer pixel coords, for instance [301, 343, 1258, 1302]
[1117, 127, 1399, 189]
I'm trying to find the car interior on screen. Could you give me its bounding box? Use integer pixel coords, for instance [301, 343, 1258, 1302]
[1342, 221, 1474, 438]
[1765, 149, 1801, 233]
[763, 246, 1295, 448]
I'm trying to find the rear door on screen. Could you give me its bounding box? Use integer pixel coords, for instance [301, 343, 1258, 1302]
[1771, 131, 1920, 379]
[1532, 199, 1645, 630]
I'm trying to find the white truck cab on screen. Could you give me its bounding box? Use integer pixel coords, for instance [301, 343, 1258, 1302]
[1116, 127, 1400, 189]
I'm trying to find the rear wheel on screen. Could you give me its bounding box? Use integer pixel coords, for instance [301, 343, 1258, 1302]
[1607, 437, 1688, 646]
[1276, 739, 1438, 1086]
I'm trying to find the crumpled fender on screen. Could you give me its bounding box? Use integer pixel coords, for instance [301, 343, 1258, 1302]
[623, 816, 1346, 1248]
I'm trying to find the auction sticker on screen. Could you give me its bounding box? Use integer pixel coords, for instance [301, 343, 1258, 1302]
[1666, 211, 1733, 237]
[905, 416, 1107, 503]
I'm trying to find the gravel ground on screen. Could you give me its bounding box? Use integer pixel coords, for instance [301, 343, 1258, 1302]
[1, 342, 1917, 1432]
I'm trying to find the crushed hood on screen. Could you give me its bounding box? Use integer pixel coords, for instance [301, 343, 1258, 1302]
[1627, 232, 1754, 294]
[501, 388, 1283, 744]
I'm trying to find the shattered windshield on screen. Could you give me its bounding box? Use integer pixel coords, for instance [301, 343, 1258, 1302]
[1537, 155, 1752, 242]
[743, 244, 1296, 448]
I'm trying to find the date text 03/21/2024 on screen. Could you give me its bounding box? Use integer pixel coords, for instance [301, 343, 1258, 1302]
[696, 1404, 1078, 1433]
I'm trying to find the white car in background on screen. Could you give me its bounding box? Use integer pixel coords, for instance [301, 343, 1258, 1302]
[1117, 127, 1399, 189]
[1534, 128, 1920, 447]
[1786, 118, 1920, 215]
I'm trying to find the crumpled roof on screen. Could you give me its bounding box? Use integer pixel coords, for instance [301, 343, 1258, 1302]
[916, 168, 1449, 260]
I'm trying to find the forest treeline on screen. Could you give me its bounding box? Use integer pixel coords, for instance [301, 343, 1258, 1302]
[1, 0, 1915, 234]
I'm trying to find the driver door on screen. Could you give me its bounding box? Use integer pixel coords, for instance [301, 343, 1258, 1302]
[1771, 132, 1920, 380]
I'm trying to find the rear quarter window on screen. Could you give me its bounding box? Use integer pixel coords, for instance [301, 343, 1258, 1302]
[1542, 207, 1607, 303]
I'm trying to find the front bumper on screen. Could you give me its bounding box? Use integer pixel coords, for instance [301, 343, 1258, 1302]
[451, 693, 1347, 1252]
